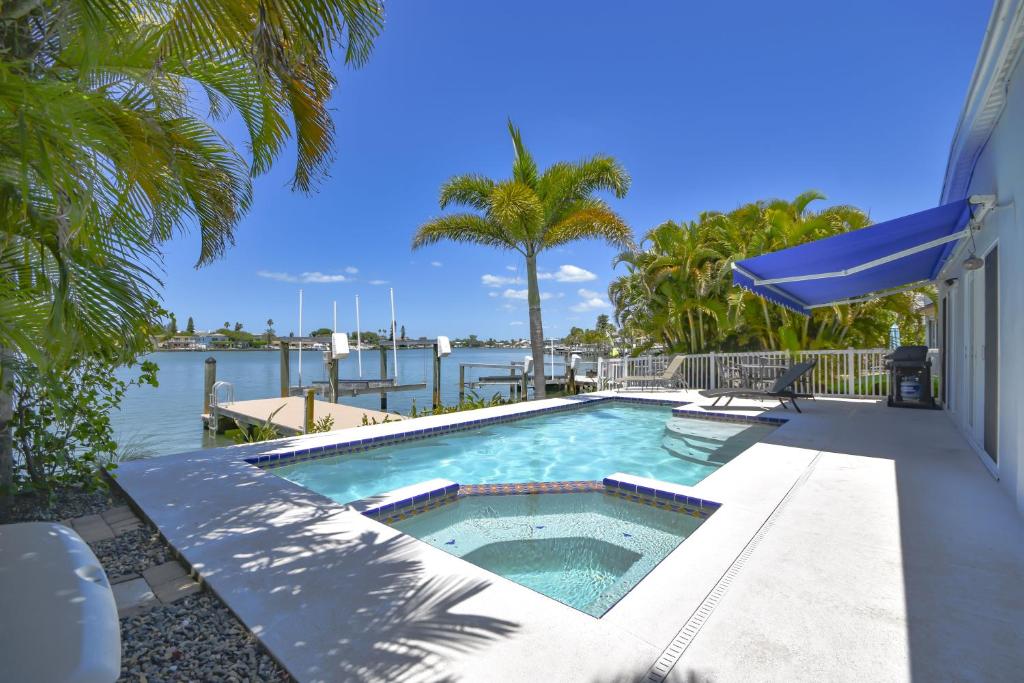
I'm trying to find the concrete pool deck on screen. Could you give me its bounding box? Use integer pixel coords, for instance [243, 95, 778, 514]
[113, 391, 1024, 681]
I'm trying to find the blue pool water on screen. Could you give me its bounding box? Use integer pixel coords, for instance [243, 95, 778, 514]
[392, 492, 706, 616]
[274, 404, 776, 503]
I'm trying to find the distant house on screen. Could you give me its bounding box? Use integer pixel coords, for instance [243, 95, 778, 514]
[159, 335, 196, 350]
[193, 332, 229, 350]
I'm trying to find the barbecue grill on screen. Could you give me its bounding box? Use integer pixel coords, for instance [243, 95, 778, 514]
[885, 345, 936, 409]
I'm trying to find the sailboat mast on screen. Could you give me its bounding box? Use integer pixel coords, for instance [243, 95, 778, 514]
[389, 288, 400, 381]
[298, 289, 304, 388]
[355, 295, 363, 378]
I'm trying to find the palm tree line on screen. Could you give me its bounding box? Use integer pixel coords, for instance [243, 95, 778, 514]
[609, 192, 927, 354]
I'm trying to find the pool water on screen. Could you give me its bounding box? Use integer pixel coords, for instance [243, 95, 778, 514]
[274, 403, 775, 503]
[392, 491, 706, 617]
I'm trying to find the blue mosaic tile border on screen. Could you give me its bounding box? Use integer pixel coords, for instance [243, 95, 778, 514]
[460, 481, 604, 495]
[602, 476, 722, 512]
[371, 478, 715, 525]
[360, 483, 460, 521]
[670, 407, 788, 426]
[602, 489, 714, 519]
[249, 395, 687, 470]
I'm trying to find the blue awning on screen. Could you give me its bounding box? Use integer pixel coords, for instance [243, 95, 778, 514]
[731, 200, 972, 315]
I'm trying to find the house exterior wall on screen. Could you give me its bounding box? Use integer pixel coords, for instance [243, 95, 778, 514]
[938, 48, 1024, 515]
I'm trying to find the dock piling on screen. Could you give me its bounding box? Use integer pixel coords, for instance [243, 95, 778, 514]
[327, 356, 339, 403]
[304, 388, 315, 433]
[203, 357, 216, 416]
[458, 365, 466, 405]
[378, 347, 388, 411]
[279, 341, 290, 398]
[432, 344, 442, 410]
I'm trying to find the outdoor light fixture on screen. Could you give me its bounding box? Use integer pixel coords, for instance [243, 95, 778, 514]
[961, 194, 995, 271]
[962, 253, 984, 270]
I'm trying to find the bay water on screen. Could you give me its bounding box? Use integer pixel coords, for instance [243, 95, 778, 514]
[111, 347, 547, 458]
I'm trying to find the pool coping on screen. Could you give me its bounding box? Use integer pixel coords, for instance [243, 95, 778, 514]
[111, 390, 819, 682]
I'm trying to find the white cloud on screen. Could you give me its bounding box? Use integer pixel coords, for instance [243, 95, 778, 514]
[257, 270, 351, 284]
[510, 321, 524, 326]
[551, 264, 597, 282]
[487, 291, 499, 298]
[571, 288, 611, 312]
[367, 279, 388, 285]
[345, 266, 359, 274]
[302, 272, 349, 283]
[482, 274, 524, 287]
[503, 289, 553, 301]
[431, 261, 443, 267]
[257, 270, 298, 283]
[505, 265, 518, 272]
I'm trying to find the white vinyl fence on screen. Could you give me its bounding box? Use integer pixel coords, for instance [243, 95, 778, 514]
[597, 348, 939, 399]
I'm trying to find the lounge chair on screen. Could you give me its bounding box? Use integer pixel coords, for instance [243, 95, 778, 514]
[618, 355, 687, 391]
[699, 359, 817, 412]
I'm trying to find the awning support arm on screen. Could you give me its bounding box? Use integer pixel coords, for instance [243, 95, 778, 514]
[731, 262, 811, 310]
[805, 280, 933, 309]
[752, 229, 971, 286]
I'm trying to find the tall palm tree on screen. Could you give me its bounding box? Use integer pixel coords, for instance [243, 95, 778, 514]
[413, 121, 633, 398]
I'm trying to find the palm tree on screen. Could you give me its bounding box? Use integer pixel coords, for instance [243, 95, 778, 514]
[0, 0, 384, 367]
[413, 121, 633, 398]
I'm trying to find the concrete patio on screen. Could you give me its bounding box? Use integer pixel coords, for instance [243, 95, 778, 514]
[111, 391, 1024, 682]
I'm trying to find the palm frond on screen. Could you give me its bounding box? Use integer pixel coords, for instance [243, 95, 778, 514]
[412, 215, 522, 253]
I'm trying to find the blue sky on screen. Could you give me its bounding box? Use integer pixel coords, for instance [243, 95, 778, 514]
[159, 0, 991, 339]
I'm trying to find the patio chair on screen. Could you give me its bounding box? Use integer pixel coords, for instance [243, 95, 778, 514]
[619, 355, 687, 391]
[698, 358, 817, 412]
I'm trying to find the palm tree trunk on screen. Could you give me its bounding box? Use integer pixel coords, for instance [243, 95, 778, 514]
[525, 253, 547, 400]
[687, 310, 697, 353]
[761, 299, 774, 349]
[0, 346, 13, 512]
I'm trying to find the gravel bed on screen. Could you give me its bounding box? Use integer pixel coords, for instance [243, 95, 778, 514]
[91, 527, 172, 581]
[0, 486, 124, 523]
[5, 486, 291, 682]
[119, 593, 288, 682]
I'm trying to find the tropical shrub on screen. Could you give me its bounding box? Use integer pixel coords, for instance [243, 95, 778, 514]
[6, 356, 158, 495]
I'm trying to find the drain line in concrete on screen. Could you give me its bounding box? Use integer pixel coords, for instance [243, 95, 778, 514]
[644, 451, 824, 682]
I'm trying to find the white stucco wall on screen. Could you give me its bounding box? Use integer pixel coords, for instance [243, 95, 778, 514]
[938, 50, 1024, 515]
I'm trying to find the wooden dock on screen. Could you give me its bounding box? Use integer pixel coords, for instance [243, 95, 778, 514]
[206, 397, 402, 436]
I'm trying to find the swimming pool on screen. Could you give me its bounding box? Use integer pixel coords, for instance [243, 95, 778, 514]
[273, 403, 776, 504]
[391, 491, 707, 617]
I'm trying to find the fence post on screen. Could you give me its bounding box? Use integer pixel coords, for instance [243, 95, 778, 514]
[597, 357, 603, 390]
[709, 352, 717, 390]
[846, 347, 856, 396]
